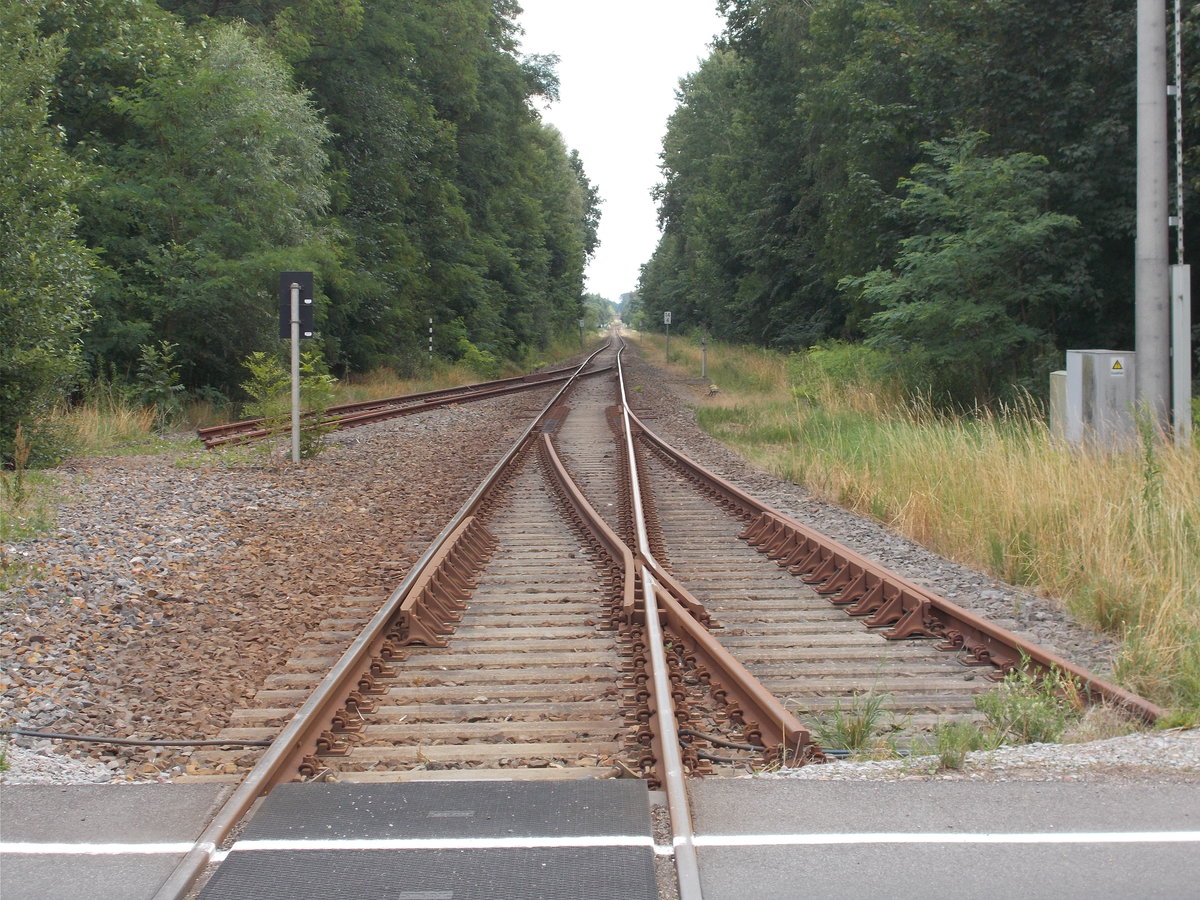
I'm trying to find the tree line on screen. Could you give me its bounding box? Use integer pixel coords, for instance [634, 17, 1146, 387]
[1, 0, 600, 460]
[633, 0, 1199, 404]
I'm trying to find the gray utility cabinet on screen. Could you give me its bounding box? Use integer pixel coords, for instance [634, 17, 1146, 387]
[1050, 350, 1136, 448]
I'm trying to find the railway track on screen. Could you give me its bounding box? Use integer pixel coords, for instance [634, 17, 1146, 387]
[160, 335, 1162, 899]
[196, 364, 599, 449]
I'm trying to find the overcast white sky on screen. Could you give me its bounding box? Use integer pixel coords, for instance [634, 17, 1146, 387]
[516, 2, 726, 304]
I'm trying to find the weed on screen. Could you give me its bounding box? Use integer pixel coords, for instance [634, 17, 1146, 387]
[810, 691, 897, 758]
[1137, 406, 1164, 513]
[1, 427, 32, 507]
[974, 662, 1080, 744]
[1155, 709, 1200, 730]
[932, 720, 993, 769]
[1064, 705, 1142, 744]
[0, 430, 57, 553]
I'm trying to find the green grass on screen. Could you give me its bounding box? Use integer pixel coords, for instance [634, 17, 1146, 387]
[1, 466, 57, 591]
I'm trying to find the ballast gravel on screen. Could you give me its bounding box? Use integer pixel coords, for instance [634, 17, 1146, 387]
[759, 728, 1200, 783]
[2, 348, 1194, 785]
[2, 394, 550, 783]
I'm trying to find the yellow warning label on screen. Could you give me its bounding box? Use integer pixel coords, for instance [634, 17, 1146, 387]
[1111, 359, 1125, 375]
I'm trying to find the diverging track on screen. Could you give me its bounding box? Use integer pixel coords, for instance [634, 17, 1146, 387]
[163, 337, 1162, 900]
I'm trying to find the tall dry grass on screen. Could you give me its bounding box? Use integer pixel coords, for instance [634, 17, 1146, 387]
[37, 337, 593, 455]
[56, 391, 161, 455]
[632, 332, 1200, 714]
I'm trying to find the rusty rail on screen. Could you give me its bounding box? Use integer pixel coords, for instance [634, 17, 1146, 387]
[640, 556, 813, 763]
[630, 412, 1166, 725]
[153, 344, 613, 900]
[539, 430, 812, 767]
[197, 362, 612, 449]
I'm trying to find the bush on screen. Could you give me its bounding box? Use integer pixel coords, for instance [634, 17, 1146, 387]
[241, 349, 337, 458]
[136, 341, 185, 431]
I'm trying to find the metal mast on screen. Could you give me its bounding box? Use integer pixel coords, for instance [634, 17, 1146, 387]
[1136, 0, 1172, 427]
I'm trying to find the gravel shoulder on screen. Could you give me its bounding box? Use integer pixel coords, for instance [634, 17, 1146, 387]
[3, 349, 1196, 785]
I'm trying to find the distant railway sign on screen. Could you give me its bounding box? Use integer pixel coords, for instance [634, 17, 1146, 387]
[279, 271, 315, 339]
[664, 311, 672, 325]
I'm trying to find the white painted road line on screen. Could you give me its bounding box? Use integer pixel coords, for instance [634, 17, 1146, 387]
[692, 831, 1200, 847]
[229, 835, 657, 852]
[1, 842, 210, 856]
[9, 831, 1196, 860]
[2, 835, 657, 859]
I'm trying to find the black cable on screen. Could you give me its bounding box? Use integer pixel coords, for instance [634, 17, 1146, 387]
[678, 727, 765, 752]
[1, 728, 272, 748]
[691, 747, 758, 764]
[819, 747, 913, 758]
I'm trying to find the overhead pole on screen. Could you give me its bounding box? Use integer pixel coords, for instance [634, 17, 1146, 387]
[1171, 0, 1193, 443]
[1136, 0, 1173, 430]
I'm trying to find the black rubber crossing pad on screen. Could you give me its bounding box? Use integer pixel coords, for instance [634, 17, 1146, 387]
[238, 780, 652, 840]
[198, 847, 656, 899]
[195, 781, 658, 900]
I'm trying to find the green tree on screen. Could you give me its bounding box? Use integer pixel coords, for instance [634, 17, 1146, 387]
[20, 0, 599, 404]
[79, 21, 334, 392]
[289, 0, 597, 373]
[645, 0, 1141, 380]
[0, 2, 96, 461]
[42, 0, 188, 148]
[156, 0, 364, 61]
[847, 133, 1079, 403]
[645, 49, 748, 338]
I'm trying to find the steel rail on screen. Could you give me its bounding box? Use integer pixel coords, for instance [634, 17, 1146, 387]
[635, 555, 812, 761]
[614, 340, 705, 900]
[539, 429, 812, 764]
[152, 343, 613, 900]
[197, 364, 583, 439]
[197, 367, 614, 449]
[537, 434, 638, 628]
[200, 369, 604, 451]
[630, 411, 1166, 725]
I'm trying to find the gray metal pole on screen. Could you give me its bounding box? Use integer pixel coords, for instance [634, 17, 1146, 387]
[1171, 0, 1193, 443]
[1136, 0, 1172, 427]
[290, 283, 301, 464]
[1172, 265, 1192, 442]
[1173, 0, 1185, 265]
